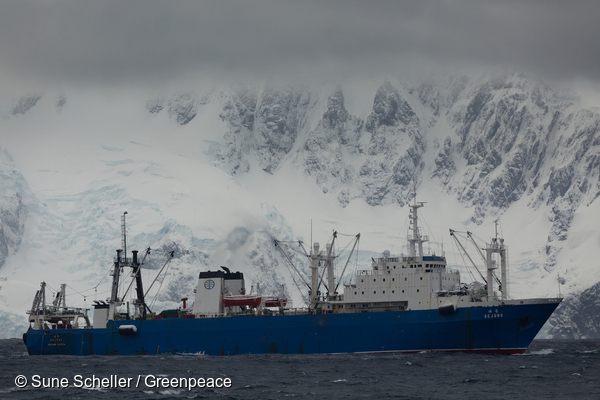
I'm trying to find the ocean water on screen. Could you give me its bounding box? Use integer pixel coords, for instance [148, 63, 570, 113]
[0, 338, 598, 399]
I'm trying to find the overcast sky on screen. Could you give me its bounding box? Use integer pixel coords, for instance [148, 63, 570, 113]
[1, 1, 600, 94]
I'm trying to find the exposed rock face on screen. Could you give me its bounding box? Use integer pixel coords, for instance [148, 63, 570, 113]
[146, 93, 207, 125]
[543, 282, 600, 339]
[168, 93, 198, 125]
[214, 75, 599, 254]
[301, 86, 363, 205]
[219, 87, 258, 174]
[219, 86, 311, 174]
[360, 82, 424, 206]
[432, 137, 456, 185]
[146, 98, 165, 114]
[56, 95, 67, 112]
[297, 83, 425, 206]
[12, 95, 42, 115]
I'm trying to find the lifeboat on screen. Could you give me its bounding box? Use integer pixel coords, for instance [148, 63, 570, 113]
[222, 294, 262, 307]
[263, 297, 288, 308]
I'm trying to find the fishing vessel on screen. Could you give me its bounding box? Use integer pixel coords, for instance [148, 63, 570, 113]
[23, 200, 561, 355]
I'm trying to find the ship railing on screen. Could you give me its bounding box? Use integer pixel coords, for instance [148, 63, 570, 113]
[375, 257, 400, 263]
[27, 306, 88, 315]
[113, 257, 134, 264]
[283, 308, 310, 316]
[357, 270, 373, 275]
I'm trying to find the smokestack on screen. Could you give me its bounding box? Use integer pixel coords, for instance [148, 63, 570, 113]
[132, 250, 138, 265]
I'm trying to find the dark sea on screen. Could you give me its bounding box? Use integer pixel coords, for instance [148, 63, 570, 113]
[1, 338, 598, 400]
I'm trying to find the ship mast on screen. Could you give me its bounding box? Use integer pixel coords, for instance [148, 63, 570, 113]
[108, 211, 150, 319]
[309, 232, 337, 309]
[407, 196, 428, 259]
[485, 219, 508, 300]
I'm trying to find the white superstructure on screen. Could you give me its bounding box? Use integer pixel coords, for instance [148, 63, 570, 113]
[305, 198, 513, 315]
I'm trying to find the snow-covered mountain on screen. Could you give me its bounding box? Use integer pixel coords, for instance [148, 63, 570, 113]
[1, 70, 599, 339]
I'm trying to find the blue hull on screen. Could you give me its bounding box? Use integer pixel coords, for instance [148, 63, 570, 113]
[25, 302, 559, 356]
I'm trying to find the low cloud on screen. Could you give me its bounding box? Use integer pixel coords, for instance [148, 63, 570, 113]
[1, 1, 599, 91]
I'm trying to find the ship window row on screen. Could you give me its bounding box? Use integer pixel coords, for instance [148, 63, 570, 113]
[380, 263, 446, 270]
[351, 289, 417, 296]
[353, 289, 407, 296]
[360, 276, 436, 284]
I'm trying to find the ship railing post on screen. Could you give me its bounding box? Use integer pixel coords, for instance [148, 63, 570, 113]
[500, 242, 507, 300]
[486, 247, 494, 300]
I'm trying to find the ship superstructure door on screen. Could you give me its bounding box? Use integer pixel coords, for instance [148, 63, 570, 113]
[193, 271, 225, 316]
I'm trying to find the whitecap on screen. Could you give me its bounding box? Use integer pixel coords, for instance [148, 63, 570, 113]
[82, 386, 107, 392]
[529, 349, 554, 355]
[159, 389, 182, 395]
[515, 348, 554, 356]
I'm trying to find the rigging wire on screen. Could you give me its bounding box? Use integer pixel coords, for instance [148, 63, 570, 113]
[277, 242, 309, 306]
[148, 260, 173, 311]
[418, 209, 442, 255]
[389, 214, 409, 255]
[353, 236, 360, 279]
[450, 234, 476, 283]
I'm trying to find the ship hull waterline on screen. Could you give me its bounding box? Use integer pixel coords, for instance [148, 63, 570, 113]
[25, 301, 559, 356]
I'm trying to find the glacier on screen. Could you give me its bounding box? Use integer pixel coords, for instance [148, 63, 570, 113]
[0, 70, 599, 339]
